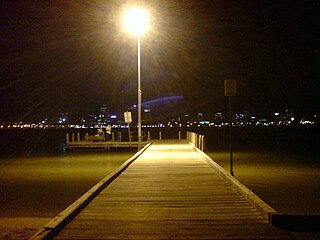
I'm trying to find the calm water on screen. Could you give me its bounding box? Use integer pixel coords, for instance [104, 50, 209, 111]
[0, 151, 135, 218]
[203, 125, 320, 214]
[205, 151, 320, 215]
[0, 127, 319, 218]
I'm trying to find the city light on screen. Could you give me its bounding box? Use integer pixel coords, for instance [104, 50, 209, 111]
[1, 110, 318, 129]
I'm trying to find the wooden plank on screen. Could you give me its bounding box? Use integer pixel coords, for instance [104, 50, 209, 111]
[52, 141, 293, 239]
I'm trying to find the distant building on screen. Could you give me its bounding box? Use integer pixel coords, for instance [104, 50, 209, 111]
[99, 104, 108, 124]
[89, 114, 99, 126]
[58, 113, 69, 125]
[197, 113, 203, 122]
[212, 112, 226, 126]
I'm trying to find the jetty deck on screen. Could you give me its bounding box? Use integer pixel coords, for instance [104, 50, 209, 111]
[32, 140, 293, 239]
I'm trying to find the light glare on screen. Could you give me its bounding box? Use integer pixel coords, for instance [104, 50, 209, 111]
[124, 8, 148, 35]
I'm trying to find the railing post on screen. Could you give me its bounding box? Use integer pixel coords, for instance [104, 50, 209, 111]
[66, 133, 69, 144]
[77, 132, 80, 142]
[195, 133, 197, 146]
[117, 131, 121, 142]
[201, 135, 204, 150]
[85, 132, 89, 141]
[71, 133, 75, 142]
[112, 132, 115, 141]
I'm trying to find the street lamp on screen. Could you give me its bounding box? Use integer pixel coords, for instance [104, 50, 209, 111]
[124, 8, 149, 150]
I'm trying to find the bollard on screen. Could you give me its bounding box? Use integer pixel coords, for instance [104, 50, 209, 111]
[201, 135, 204, 151]
[178, 131, 181, 140]
[112, 132, 115, 141]
[85, 132, 89, 141]
[71, 133, 75, 142]
[159, 131, 162, 140]
[148, 131, 150, 141]
[66, 133, 69, 144]
[77, 132, 80, 142]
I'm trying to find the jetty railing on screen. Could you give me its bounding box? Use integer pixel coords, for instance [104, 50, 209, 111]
[186, 131, 205, 151]
[66, 130, 186, 144]
[65, 130, 204, 150]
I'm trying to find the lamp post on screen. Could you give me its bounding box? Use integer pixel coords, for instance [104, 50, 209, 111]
[124, 8, 148, 150]
[137, 34, 142, 150]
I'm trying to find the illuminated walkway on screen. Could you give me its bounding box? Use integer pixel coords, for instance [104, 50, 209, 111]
[32, 140, 293, 239]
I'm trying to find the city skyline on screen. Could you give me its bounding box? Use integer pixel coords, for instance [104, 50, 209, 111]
[1, 1, 319, 122]
[2, 106, 318, 129]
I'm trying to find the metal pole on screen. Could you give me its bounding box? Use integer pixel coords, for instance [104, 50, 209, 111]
[128, 123, 131, 142]
[137, 35, 142, 150]
[229, 96, 234, 176]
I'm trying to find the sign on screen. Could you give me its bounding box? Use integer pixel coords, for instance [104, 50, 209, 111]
[124, 111, 132, 123]
[224, 79, 237, 96]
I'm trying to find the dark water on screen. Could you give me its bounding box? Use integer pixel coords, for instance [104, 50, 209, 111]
[206, 151, 320, 214]
[0, 126, 319, 218]
[201, 126, 320, 214]
[0, 151, 136, 218]
[0, 129, 137, 218]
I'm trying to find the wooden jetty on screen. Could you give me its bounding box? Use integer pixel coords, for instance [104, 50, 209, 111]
[31, 139, 293, 239]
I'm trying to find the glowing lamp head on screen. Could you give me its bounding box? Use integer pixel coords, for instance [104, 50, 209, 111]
[124, 8, 149, 35]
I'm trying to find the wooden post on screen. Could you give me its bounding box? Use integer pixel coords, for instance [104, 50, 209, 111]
[71, 133, 75, 142]
[148, 131, 150, 141]
[77, 132, 80, 142]
[201, 135, 204, 151]
[117, 131, 121, 142]
[178, 131, 181, 140]
[85, 132, 89, 142]
[66, 133, 69, 144]
[159, 131, 162, 140]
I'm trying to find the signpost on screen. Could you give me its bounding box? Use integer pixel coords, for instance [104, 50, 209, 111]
[124, 111, 132, 142]
[224, 79, 237, 176]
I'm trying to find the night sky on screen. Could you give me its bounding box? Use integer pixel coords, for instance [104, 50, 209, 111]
[1, 0, 319, 122]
